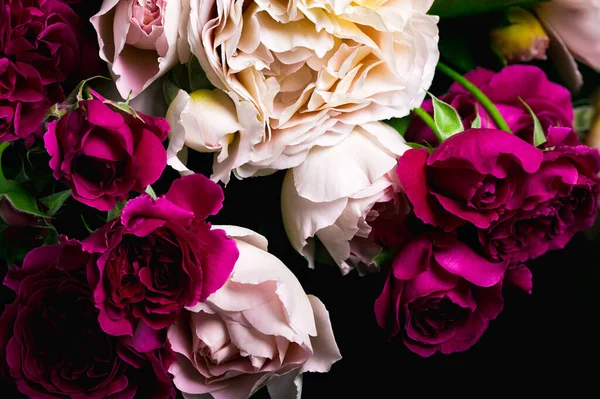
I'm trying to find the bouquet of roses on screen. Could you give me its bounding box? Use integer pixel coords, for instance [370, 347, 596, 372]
[1, 0, 600, 397]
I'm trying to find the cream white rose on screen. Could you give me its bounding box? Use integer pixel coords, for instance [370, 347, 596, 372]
[92, 0, 190, 99]
[167, 225, 342, 399]
[179, 0, 439, 181]
[281, 122, 410, 274]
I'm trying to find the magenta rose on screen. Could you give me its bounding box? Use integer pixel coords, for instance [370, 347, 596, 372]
[397, 128, 544, 232]
[374, 233, 531, 357]
[406, 65, 577, 147]
[480, 143, 600, 262]
[44, 90, 169, 211]
[0, 0, 97, 142]
[81, 174, 239, 339]
[0, 242, 176, 399]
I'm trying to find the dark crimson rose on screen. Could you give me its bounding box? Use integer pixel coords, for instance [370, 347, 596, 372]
[406, 66, 577, 148]
[480, 143, 600, 262]
[0, 242, 176, 398]
[44, 90, 169, 211]
[397, 128, 543, 232]
[0, 0, 98, 142]
[374, 233, 531, 357]
[82, 174, 239, 338]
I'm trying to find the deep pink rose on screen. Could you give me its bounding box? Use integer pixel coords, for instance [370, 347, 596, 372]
[0, 0, 98, 142]
[480, 143, 600, 262]
[397, 128, 543, 232]
[406, 65, 577, 148]
[0, 242, 176, 399]
[44, 90, 169, 211]
[82, 174, 239, 339]
[374, 233, 531, 357]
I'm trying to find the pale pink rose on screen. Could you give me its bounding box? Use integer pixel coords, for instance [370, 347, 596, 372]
[91, 0, 188, 99]
[165, 88, 263, 183]
[181, 0, 439, 181]
[537, 0, 600, 91]
[167, 225, 342, 399]
[281, 122, 410, 275]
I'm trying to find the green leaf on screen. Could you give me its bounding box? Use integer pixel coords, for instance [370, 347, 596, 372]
[372, 247, 397, 268]
[170, 64, 191, 92]
[429, 92, 464, 141]
[107, 201, 126, 222]
[67, 75, 111, 103]
[471, 105, 482, 128]
[573, 104, 595, 134]
[39, 190, 71, 216]
[81, 215, 97, 234]
[429, 0, 549, 18]
[105, 100, 144, 122]
[188, 56, 214, 92]
[385, 115, 412, 137]
[145, 185, 157, 200]
[43, 227, 59, 246]
[519, 97, 547, 147]
[163, 77, 180, 106]
[406, 142, 435, 153]
[0, 143, 44, 217]
[0, 188, 45, 217]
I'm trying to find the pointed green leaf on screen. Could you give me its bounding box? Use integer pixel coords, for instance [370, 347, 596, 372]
[406, 142, 434, 153]
[163, 77, 180, 106]
[519, 97, 547, 147]
[107, 200, 127, 222]
[1, 189, 45, 217]
[429, 92, 464, 141]
[81, 215, 97, 234]
[372, 247, 397, 267]
[39, 190, 71, 216]
[145, 185, 157, 200]
[0, 143, 44, 217]
[43, 227, 59, 246]
[188, 56, 214, 92]
[385, 115, 412, 137]
[471, 104, 482, 128]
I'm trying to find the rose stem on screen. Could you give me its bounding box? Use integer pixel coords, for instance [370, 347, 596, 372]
[436, 62, 512, 133]
[413, 107, 443, 143]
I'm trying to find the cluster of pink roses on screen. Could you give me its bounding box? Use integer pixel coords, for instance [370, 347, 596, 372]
[372, 66, 600, 356]
[1, 169, 342, 399]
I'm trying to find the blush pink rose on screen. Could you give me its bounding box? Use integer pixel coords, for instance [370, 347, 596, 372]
[536, 0, 600, 91]
[282, 122, 411, 274]
[374, 233, 531, 357]
[168, 226, 342, 399]
[91, 0, 187, 99]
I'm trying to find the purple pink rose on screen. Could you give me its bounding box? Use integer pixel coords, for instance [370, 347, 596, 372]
[397, 128, 544, 232]
[1, 0, 97, 142]
[480, 143, 600, 262]
[82, 174, 239, 339]
[0, 242, 176, 399]
[406, 65, 577, 147]
[374, 233, 531, 357]
[44, 89, 170, 211]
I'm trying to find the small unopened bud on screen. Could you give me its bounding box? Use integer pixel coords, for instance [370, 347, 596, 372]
[491, 7, 550, 64]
